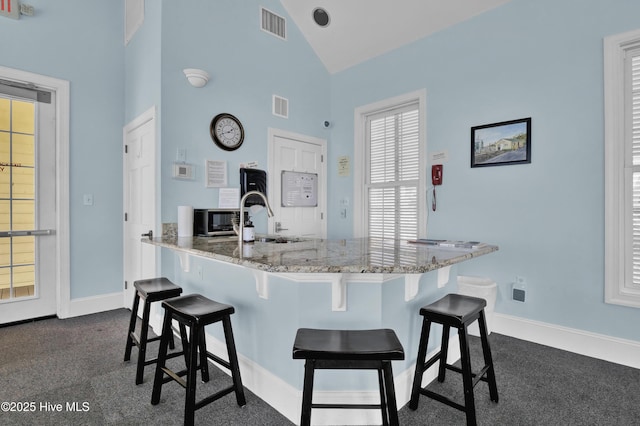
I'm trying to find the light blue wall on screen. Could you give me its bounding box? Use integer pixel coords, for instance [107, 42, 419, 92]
[157, 0, 331, 232]
[0, 0, 124, 298]
[329, 0, 640, 341]
[124, 0, 161, 123]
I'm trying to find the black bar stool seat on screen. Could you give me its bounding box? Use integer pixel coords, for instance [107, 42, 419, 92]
[151, 294, 246, 426]
[293, 328, 405, 426]
[124, 277, 183, 384]
[409, 293, 499, 426]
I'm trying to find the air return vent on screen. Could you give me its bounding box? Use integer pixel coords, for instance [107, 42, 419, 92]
[261, 7, 286, 40]
[273, 95, 289, 118]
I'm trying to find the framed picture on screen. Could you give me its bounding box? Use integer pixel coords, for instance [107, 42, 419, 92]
[471, 117, 531, 168]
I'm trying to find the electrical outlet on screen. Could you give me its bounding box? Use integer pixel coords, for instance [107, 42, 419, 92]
[83, 194, 93, 206]
[513, 276, 526, 302]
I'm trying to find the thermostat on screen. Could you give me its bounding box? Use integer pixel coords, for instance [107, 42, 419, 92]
[173, 162, 193, 179]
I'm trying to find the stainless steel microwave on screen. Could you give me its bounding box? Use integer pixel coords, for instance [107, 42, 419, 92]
[193, 209, 247, 237]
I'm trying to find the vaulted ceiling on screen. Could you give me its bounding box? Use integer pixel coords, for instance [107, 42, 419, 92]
[280, 0, 512, 74]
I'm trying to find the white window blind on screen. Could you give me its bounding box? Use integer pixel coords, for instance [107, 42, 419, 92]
[366, 103, 419, 240]
[630, 49, 640, 287]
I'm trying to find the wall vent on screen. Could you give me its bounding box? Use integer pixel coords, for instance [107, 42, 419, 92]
[261, 7, 286, 40]
[273, 95, 289, 118]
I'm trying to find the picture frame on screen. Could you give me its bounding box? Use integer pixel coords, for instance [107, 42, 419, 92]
[471, 117, 531, 168]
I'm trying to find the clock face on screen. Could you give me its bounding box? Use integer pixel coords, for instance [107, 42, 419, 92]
[210, 113, 244, 151]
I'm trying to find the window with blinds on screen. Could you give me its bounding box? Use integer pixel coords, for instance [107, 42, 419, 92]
[604, 29, 640, 307]
[365, 103, 420, 241]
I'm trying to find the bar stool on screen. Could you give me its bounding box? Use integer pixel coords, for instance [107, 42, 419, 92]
[151, 294, 246, 426]
[409, 293, 499, 426]
[124, 277, 183, 385]
[292, 328, 405, 426]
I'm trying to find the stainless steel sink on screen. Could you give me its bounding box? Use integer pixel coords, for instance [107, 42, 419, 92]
[257, 236, 301, 243]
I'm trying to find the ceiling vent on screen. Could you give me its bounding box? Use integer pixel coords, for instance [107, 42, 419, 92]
[312, 8, 330, 27]
[273, 95, 289, 118]
[261, 7, 286, 40]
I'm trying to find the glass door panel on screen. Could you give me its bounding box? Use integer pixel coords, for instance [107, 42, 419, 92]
[0, 97, 36, 301]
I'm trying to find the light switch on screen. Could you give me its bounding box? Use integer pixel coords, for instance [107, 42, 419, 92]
[83, 194, 94, 206]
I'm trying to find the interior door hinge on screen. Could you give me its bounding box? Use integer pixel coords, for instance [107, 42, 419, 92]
[125, 144, 128, 154]
[321, 154, 324, 162]
[124, 212, 128, 221]
[321, 212, 324, 219]
[124, 280, 128, 290]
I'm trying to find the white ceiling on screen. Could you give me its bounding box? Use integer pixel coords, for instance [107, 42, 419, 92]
[280, 0, 512, 74]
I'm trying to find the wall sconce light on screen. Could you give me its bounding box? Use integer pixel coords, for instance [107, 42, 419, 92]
[183, 68, 210, 88]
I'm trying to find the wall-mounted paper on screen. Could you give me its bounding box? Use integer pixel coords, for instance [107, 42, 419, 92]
[219, 188, 240, 208]
[206, 160, 227, 187]
[338, 156, 350, 177]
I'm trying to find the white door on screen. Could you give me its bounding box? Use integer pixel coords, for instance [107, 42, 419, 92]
[0, 89, 57, 323]
[268, 129, 326, 238]
[123, 108, 157, 308]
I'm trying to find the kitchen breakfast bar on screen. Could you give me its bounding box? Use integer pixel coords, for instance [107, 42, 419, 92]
[144, 232, 498, 424]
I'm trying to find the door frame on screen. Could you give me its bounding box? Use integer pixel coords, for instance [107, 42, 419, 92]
[0, 65, 71, 319]
[122, 106, 158, 308]
[267, 128, 327, 238]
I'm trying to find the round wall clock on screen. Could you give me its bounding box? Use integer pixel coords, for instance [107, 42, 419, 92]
[210, 113, 244, 151]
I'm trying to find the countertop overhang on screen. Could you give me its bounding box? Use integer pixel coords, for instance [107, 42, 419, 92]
[143, 235, 498, 274]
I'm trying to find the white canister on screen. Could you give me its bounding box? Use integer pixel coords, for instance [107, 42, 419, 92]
[243, 221, 255, 242]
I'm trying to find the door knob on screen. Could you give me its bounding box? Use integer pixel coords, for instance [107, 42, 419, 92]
[141, 230, 153, 240]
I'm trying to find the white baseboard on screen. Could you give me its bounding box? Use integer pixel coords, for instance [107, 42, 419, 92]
[493, 312, 640, 369]
[59, 291, 123, 319]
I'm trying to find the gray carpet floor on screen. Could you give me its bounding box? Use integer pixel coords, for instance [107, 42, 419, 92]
[0, 308, 638, 425]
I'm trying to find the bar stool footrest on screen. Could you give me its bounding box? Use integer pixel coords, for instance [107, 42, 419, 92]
[421, 350, 443, 372]
[444, 363, 491, 387]
[194, 385, 236, 410]
[421, 388, 466, 412]
[206, 350, 231, 371]
[312, 403, 383, 410]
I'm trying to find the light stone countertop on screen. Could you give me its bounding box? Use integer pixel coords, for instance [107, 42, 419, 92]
[144, 233, 498, 274]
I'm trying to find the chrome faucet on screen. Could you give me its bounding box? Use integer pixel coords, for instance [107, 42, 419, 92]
[238, 191, 274, 247]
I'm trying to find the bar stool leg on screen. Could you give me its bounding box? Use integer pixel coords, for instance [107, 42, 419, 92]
[134, 300, 152, 385]
[222, 316, 246, 406]
[377, 368, 389, 426]
[409, 318, 431, 410]
[124, 293, 140, 362]
[184, 324, 199, 426]
[382, 361, 399, 426]
[478, 311, 499, 402]
[458, 324, 477, 426]
[300, 359, 315, 426]
[198, 331, 210, 383]
[151, 310, 173, 405]
[438, 325, 451, 382]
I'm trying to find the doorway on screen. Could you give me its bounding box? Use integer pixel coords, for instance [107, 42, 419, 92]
[267, 128, 327, 238]
[123, 107, 157, 313]
[0, 67, 70, 324]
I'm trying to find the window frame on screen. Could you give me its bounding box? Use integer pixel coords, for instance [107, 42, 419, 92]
[353, 89, 427, 239]
[604, 28, 640, 308]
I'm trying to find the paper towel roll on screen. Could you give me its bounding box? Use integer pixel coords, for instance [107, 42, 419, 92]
[177, 206, 194, 237]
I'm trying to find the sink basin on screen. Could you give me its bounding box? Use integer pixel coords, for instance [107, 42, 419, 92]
[257, 237, 300, 243]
